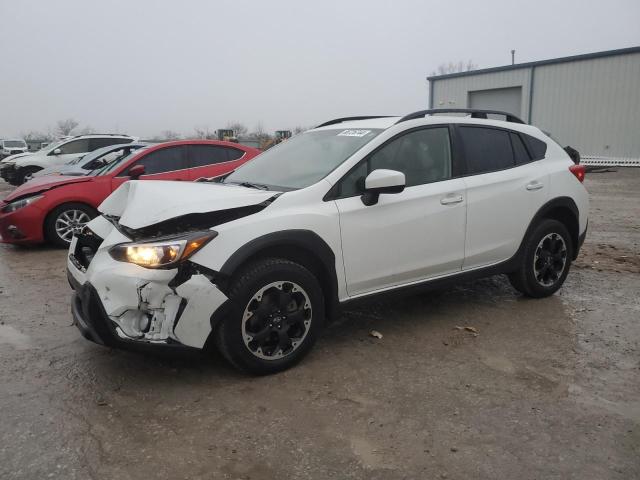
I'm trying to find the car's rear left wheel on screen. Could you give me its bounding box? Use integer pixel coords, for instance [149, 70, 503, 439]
[215, 258, 324, 375]
[508, 219, 573, 298]
[44, 203, 97, 248]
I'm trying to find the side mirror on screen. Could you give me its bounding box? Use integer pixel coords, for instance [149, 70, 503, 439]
[52, 148, 62, 155]
[128, 164, 145, 179]
[361, 169, 405, 206]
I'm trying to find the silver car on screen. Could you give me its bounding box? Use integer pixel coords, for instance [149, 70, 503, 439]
[33, 142, 148, 178]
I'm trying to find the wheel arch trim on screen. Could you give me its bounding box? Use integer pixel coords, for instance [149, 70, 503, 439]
[519, 196, 581, 260]
[218, 229, 340, 319]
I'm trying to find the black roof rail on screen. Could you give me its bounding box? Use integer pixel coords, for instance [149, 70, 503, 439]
[396, 109, 526, 125]
[71, 133, 132, 138]
[316, 116, 395, 128]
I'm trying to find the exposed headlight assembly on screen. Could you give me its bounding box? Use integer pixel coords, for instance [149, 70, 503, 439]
[1, 194, 43, 213]
[109, 231, 217, 269]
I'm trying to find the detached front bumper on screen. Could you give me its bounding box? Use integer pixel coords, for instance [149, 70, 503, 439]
[70, 276, 208, 354]
[67, 226, 229, 351]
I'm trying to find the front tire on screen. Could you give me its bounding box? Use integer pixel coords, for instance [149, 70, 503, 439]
[44, 203, 97, 248]
[508, 219, 573, 298]
[14, 166, 42, 185]
[215, 258, 324, 375]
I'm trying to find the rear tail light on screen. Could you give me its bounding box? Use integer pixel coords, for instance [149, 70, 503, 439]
[569, 164, 586, 183]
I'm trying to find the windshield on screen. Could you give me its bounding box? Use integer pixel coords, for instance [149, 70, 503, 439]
[4, 140, 26, 148]
[69, 144, 123, 165]
[93, 146, 150, 176]
[224, 128, 382, 190]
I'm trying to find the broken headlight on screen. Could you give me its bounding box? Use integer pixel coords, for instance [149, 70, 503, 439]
[109, 231, 217, 269]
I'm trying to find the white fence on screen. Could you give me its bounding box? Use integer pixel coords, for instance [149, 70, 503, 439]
[581, 156, 640, 167]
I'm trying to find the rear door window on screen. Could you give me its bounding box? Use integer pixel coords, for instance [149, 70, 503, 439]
[510, 133, 531, 165]
[459, 127, 514, 174]
[189, 145, 231, 167]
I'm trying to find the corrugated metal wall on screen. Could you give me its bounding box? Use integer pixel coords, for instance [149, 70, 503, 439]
[531, 52, 640, 160]
[430, 51, 640, 163]
[431, 69, 531, 120]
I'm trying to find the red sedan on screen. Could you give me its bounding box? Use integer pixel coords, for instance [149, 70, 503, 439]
[0, 140, 260, 246]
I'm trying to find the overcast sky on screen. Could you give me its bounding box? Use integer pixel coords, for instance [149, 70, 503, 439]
[0, 0, 638, 138]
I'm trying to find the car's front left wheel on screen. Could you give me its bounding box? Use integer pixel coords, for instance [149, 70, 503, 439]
[15, 166, 41, 185]
[44, 203, 97, 248]
[215, 258, 324, 375]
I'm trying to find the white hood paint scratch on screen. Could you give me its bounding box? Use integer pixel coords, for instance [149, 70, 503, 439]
[99, 180, 279, 229]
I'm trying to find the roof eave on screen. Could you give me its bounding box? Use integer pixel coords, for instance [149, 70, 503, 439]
[427, 45, 640, 82]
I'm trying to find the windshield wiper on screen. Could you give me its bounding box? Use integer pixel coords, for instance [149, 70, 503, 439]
[228, 181, 270, 190]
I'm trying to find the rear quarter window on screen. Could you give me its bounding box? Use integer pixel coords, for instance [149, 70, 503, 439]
[522, 134, 547, 160]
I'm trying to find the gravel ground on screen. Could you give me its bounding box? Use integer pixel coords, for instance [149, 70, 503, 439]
[0, 170, 638, 479]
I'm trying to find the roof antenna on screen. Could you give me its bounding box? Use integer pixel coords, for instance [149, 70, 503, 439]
[511, 49, 516, 65]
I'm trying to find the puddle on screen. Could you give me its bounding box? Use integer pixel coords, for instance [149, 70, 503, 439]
[0, 325, 34, 350]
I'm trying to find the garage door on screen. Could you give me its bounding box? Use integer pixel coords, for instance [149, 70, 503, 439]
[468, 87, 522, 118]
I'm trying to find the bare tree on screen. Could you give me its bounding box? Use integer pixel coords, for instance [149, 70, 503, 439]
[225, 122, 248, 137]
[191, 126, 216, 139]
[149, 130, 181, 141]
[250, 122, 271, 141]
[76, 126, 95, 135]
[21, 130, 54, 142]
[55, 118, 79, 136]
[292, 125, 308, 134]
[430, 60, 477, 76]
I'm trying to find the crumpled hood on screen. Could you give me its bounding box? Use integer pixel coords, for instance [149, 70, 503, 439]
[100, 180, 279, 229]
[2, 175, 92, 203]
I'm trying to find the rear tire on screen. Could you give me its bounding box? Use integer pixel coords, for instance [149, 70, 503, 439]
[215, 258, 324, 375]
[508, 219, 573, 298]
[44, 203, 97, 248]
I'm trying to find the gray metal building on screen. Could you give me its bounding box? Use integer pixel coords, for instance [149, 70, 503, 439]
[427, 47, 640, 166]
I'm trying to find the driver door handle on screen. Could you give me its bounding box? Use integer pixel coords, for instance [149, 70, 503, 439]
[440, 194, 464, 205]
[526, 181, 544, 191]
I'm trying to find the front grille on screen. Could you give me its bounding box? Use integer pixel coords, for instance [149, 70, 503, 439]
[72, 230, 104, 270]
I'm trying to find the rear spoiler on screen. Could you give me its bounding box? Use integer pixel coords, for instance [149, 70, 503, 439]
[564, 146, 580, 164]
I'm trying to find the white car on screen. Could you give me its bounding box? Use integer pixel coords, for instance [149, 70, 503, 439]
[67, 109, 589, 374]
[0, 138, 28, 159]
[33, 142, 148, 178]
[0, 134, 135, 185]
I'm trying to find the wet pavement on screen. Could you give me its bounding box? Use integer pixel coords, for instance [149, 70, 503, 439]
[0, 170, 638, 479]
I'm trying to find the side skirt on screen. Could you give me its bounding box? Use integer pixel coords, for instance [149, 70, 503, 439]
[339, 254, 521, 310]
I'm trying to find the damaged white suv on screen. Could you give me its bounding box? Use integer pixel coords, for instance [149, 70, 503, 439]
[67, 110, 589, 374]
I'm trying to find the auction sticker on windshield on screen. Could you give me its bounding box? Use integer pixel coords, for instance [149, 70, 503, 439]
[337, 129, 371, 137]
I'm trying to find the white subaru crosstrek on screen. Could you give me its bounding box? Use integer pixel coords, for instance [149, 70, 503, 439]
[67, 109, 588, 374]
